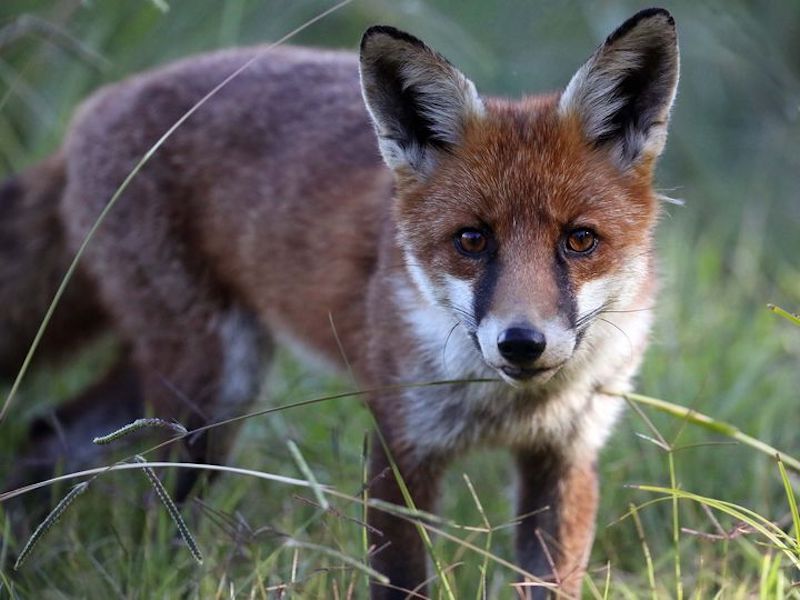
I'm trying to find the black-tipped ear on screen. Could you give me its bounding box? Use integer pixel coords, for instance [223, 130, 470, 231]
[559, 8, 679, 169]
[359, 25, 484, 177]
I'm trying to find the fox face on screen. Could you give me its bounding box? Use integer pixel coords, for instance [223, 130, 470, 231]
[391, 106, 661, 387]
[361, 10, 678, 387]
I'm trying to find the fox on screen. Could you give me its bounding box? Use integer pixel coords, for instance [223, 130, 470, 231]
[1, 7, 679, 598]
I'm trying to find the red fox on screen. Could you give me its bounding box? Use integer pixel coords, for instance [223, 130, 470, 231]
[1, 7, 679, 598]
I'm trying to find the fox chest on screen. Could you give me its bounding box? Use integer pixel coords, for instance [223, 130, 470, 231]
[397, 372, 604, 460]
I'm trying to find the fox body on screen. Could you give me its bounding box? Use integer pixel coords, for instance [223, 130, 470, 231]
[1, 8, 679, 598]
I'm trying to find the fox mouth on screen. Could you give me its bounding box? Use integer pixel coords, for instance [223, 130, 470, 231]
[501, 365, 551, 380]
[497, 362, 566, 386]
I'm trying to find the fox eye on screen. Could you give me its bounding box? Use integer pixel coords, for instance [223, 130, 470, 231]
[565, 228, 597, 254]
[455, 228, 488, 256]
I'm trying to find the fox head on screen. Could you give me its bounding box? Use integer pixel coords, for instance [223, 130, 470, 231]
[360, 9, 679, 386]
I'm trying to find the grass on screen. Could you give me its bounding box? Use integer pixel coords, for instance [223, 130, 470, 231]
[1, 0, 800, 598]
[1, 268, 798, 596]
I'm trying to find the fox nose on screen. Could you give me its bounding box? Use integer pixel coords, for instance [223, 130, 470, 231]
[497, 326, 546, 366]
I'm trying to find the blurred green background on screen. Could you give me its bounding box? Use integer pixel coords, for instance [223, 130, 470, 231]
[1, 1, 799, 597]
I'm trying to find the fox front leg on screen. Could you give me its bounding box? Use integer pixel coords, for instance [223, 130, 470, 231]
[366, 430, 446, 599]
[514, 448, 599, 599]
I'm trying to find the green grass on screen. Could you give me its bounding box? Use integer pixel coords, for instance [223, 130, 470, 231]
[1, 1, 800, 598]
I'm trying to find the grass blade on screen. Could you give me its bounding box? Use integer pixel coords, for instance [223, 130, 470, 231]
[607, 390, 800, 473]
[629, 502, 657, 600]
[285, 540, 389, 586]
[361, 431, 370, 595]
[767, 304, 800, 327]
[633, 484, 800, 569]
[463, 473, 492, 600]
[14, 482, 88, 570]
[134, 456, 202, 564]
[668, 452, 683, 600]
[775, 454, 800, 551]
[287, 439, 329, 511]
[0, 461, 329, 504]
[93, 418, 187, 445]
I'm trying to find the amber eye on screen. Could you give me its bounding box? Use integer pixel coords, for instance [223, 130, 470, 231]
[565, 228, 597, 254]
[455, 228, 488, 256]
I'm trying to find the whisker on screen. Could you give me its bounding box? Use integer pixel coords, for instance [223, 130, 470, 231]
[578, 300, 654, 331]
[440, 299, 470, 314]
[575, 302, 609, 330]
[597, 317, 634, 358]
[441, 321, 461, 372]
[656, 192, 685, 206]
[439, 300, 477, 330]
[597, 306, 654, 315]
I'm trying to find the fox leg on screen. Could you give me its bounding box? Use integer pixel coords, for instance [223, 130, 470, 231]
[121, 303, 269, 499]
[366, 429, 445, 599]
[514, 448, 598, 599]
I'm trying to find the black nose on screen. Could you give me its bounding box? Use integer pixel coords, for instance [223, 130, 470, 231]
[497, 327, 546, 366]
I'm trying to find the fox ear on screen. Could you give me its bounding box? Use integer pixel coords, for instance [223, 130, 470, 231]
[559, 8, 679, 169]
[359, 26, 484, 177]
